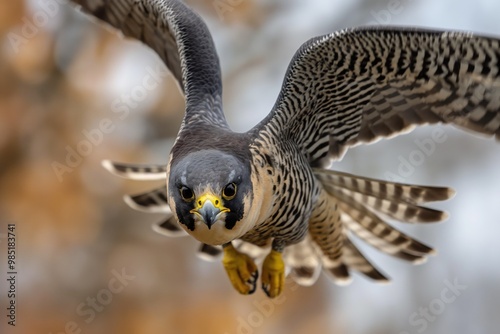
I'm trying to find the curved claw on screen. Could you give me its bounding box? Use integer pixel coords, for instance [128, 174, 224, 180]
[261, 250, 285, 298]
[222, 244, 258, 295]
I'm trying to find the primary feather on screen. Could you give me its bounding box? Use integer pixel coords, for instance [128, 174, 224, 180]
[259, 28, 500, 165]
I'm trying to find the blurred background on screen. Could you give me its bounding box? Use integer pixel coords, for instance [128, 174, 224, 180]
[0, 0, 500, 333]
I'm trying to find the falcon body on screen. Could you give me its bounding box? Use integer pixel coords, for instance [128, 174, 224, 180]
[71, 0, 500, 297]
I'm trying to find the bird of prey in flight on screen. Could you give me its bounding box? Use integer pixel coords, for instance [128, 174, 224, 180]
[70, 0, 500, 298]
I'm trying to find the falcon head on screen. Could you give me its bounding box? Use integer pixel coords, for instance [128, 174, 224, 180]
[167, 149, 256, 245]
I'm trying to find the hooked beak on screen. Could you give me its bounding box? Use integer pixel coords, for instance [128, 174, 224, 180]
[190, 193, 229, 229]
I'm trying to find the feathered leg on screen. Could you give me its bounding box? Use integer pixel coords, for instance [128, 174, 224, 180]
[308, 189, 350, 284]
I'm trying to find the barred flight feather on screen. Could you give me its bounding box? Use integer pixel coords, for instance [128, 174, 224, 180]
[124, 186, 170, 213]
[313, 168, 455, 204]
[332, 187, 448, 223]
[152, 216, 187, 237]
[335, 202, 433, 265]
[341, 214, 429, 264]
[196, 244, 222, 261]
[283, 236, 322, 286]
[315, 169, 452, 223]
[321, 255, 351, 285]
[101, 160, 167, 181]
[343, 237, 389, 282]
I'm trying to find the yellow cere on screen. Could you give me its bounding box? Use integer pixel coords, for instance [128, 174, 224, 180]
[191, 193, 230, 213]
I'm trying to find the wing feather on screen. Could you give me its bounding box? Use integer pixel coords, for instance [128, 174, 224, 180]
[313, 168, 454, 204]
[343, 237, 389, 282]
[69, 0, 226, 125]
[102, 160, 167, 180]
[152, 216, 187, 237]
[256, 28, 500, 164]
[124, 186, 170, 213]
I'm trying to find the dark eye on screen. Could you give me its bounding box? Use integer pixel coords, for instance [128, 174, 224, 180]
[179, 186, 194, 202]
[222, 183, 237, 200]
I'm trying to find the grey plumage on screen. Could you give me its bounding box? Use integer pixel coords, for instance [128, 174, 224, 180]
[70, 0, 500, 296]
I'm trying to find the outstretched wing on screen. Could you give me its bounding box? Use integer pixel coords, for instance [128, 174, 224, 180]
[70, 0, 227, 126]
[256, 28, 500, 165]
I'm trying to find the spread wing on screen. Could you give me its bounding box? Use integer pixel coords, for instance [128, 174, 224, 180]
[256, 28, 500, 165]
[70, 0, 227, 126]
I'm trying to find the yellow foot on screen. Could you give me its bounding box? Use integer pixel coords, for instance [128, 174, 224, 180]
[261, 250, 285, 298]
[222, 244, 258, 295]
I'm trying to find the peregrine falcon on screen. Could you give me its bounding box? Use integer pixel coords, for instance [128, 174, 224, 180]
[70, 0, 500, 297]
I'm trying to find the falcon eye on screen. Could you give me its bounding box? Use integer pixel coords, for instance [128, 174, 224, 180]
[222, 183, 237, 200]
[179, 186, 195, 202]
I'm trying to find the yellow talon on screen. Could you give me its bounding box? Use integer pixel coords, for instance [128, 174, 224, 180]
[222, 244, 258, 295]
[261, 249, 285, 298]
